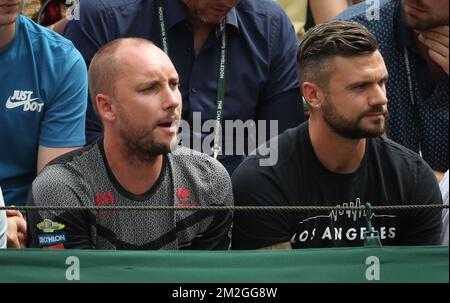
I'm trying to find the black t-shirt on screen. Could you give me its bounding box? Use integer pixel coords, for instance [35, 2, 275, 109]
[232, 122, 442, 249]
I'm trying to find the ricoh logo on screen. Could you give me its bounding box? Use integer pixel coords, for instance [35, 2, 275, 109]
[5, 90, 43, 112]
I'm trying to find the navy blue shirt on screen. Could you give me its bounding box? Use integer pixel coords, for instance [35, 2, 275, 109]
[64, 0, 304, 174]
[337, 0, 449, 172]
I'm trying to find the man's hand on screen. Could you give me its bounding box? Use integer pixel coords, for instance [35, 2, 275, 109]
[418, 26, 449, 75]
[6, 210, 27, 248]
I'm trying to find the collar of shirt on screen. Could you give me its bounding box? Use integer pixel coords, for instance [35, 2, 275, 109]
[164, 0, 240, 34]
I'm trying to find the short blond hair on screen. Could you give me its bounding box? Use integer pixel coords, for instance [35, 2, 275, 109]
[88, 38, 155, 116]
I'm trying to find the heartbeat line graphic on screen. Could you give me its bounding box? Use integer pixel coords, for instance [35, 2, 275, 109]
[299, 198, 397, 224]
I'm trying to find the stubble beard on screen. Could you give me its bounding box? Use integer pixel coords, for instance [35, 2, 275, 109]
[118, 117, 171, 166]
[322, 98, 387, 140]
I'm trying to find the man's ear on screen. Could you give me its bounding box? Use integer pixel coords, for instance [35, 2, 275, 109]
[302, 82, 324, 110]
[96, 94, 116, 121]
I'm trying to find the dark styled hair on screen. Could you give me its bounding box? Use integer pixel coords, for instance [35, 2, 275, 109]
[297, 20, 379, 91]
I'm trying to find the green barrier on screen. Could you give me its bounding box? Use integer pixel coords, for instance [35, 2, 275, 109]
[0, 246, 448, 283]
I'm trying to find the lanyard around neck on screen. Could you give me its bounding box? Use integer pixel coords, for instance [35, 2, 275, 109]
[156, 0, 228, 159]
[403, 47, 422, 157]
[156, 0, 169, 54]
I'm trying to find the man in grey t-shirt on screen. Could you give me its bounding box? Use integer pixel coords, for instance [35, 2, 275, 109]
[27, 38, 233, 250]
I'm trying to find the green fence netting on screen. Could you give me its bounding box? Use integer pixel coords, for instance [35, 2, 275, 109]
[0, 246, 448, 283]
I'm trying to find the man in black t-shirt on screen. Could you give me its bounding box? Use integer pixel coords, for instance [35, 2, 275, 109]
[232, 20, 442, 250]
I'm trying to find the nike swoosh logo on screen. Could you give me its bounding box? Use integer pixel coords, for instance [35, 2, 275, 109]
[5, 97, 39, 109]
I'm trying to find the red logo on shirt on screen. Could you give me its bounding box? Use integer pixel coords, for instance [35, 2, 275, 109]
[177, 188, 190, 202]
[94, 192, 115, 207]
[176, 188, 196, 207]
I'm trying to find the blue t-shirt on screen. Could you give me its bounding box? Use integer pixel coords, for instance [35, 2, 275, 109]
[64, 0, 304, 174]
[337, 0, 449, 172]
[0, 16, 87, 206]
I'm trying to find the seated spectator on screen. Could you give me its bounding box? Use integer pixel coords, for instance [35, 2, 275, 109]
[0, 186, 6, 248]
[278, 0, 364, 118]
[0, 0, 87, 206]
[337, 0, 449, 181]
[232, 21, 442, 250]
[440, 170, 448, 245]
[64, 0, 305, 175]
[27, 38, 233, 250]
